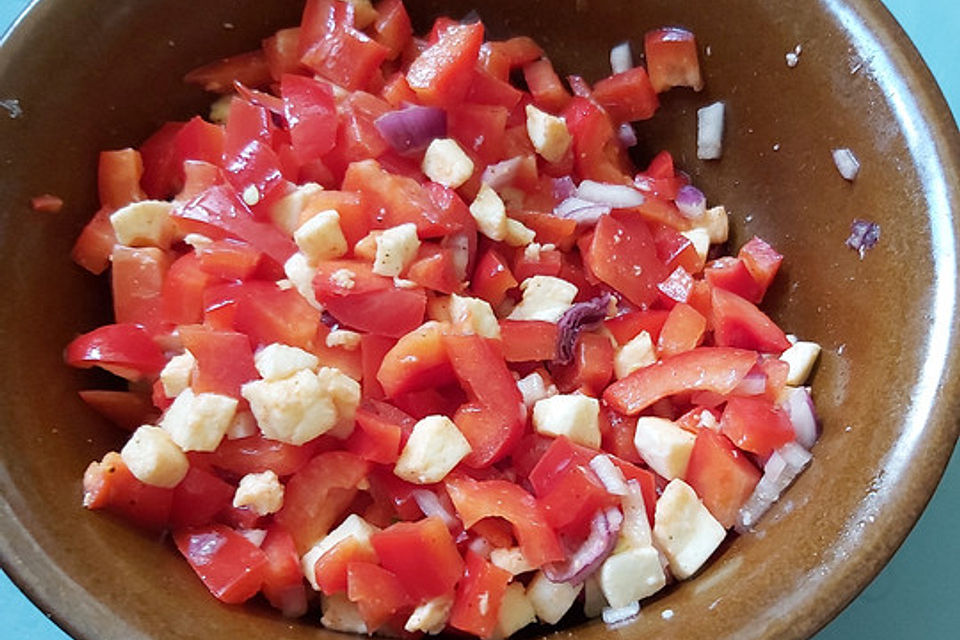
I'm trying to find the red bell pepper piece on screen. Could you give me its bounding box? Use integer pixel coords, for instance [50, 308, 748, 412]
[371, 516, 465, 600]
[65, 323, 167, 380]
[684, 429, 761, 528]
[174, 524, 269, 604]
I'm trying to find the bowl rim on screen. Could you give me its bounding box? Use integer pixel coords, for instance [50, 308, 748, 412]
[1, 0, 959, 639]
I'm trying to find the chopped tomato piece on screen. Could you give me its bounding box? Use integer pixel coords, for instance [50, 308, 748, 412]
[174, 524, 269, 604]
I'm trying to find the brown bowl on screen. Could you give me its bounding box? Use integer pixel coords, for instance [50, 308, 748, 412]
[1, 1, 958, 639]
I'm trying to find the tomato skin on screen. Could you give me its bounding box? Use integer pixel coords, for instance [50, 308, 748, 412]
[82, 452, 173, 530]
[720, 396, 796, 458]
[644, 27, 703, 93]
[377, 321, 455, 398]
[406, 21, 485, 107]
[179, 325, 258, 398]
[66, 323, 167, 380]
[449, 551, 512, 638]
[281, 74, 338, 162]
[261, 525, 309, 617]
[347, 562, 413, 631]
[684, 428, 761, 528]
[371, 516, 465, 600]
[604, 346, 758, 415]
[592, 66, 660, 123]
[584, 212, 669, 307]
[445, 474, 564, 567]
[499, 320, 558, 362]
[711, 287, 791, 353]
[174, 524, 269, 604]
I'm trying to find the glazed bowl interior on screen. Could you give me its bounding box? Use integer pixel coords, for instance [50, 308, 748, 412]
[1, 1, 959, 639]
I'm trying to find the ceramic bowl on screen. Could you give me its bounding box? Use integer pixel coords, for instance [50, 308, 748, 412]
[1, 1, 958, 639]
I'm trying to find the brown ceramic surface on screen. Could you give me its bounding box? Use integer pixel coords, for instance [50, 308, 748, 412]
[1, 1, 958, 639]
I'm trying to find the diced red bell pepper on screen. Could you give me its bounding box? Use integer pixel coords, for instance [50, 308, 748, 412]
[163, 253, 214, 326]
[302, 189, 371, 250]
[347, 562, 413, 631]
[450, 402, 512, 469]
[510, 211, 578, 250]
[78, 390, 157, 432]
[406, 245, 463, 294]
[377, 321, 455, 398]
[281, 74, 338, 162]
[684, 428, 761, 528]
[738, 236, 783, 301]
[705, 257, 764, 303]
[230, 280, 322, 350]
[360, 334, 396, 400]
[538, 463, 619, 533]
[407, 21, 485, 106]
[644, 28, 703, 93]
[314, 536, 380, 595]
[71, 207, 117, 275]
[371, 516, 465, 600]
[111, 246, 171, 334]
[345, 402, 411, 464]
[140, 122, 186, 199]
[449, 551, 512, 638]
[657, 302, 706, 358]
[372, 0, 413, 60]
[183, 49, 272, 93]
[174, 524, 269, 604]
[82, 452, 173, 530]
[98, 148, 146, 210]
[605, 309, 670, 344]
[592, 66, 660, 123]
[66, 323, 167, 380]
[499, 320, 558, 362]
[196, 434, 325, 479]
[179, 325, 258, 398]
[195, 239, 262, 281]
[653, 223, 703, 274]
[169, 466, 235, 529]
[263, 27, 303, 81]
[584, 211, 669, 307]
[471, 248, 518, 307]
[467, 65, 524, 110]
[599, 404, 643, 464]
[261, 525, 309, 617]
[300, 0, 390, 90]
[561, 97, 632, 184]
[657, 265, 695, 308]
[551, 331, 615, 395]
[720, 396, 796, 458]
[523, 58, 571, 113]
[711, 287, 791, 353]
[512, 246, 563, 282]
[480, 37, 544, 81]
[448, 103, 509, 165]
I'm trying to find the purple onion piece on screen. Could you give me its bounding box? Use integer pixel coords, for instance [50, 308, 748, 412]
[617, 122, 638, 149]
[481, 156, 524, 191]
[675, 184, 706, 219]
[731, 368, 766, 397]
[552, 175, 577, 201]
[783, 386, 819, 449]
[543, 507, 623, 584]
[576, 180, 645, 209]
[374, 105, 447, 154]
[320, 311, 341, 329]
[555, 292, 612, 365]
[845, 218, 880, 258]
[554, 196, 612, 225]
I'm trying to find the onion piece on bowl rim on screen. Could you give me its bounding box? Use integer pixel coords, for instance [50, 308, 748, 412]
[736, 442, 813, 532]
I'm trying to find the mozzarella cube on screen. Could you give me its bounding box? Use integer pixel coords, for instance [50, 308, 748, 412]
[283, 251, 323, 310]
[325, 329, 362, 351]
[633, 416, 695, 480]
[527, 571, 582, 624]
[680, 227, 711, 263]
[525, 104, 572, 164]
[469, 184, 509, 241]
[614, 330, 657, 379]
[489, 547, 535, 575]
[652, 479, 726, 580]
[394, 415, 472, 484]
[226, 410, 258, 440]
[295, 209, 348, 265]
[110, 200, 177, 249]
[422, 138, 475, 189]
[494, 583, 537, 638]
[697, 205, 729, 244]
[321, 593, 368, 635]
[780, 340, 822, 384]
[269, 182, 324, 235]
[504, 218, 536, 247]
[160, 388, 238, 452]
[599, 547, 666, 608]
[301, 514, 380, 589]
[120, 425, 188, 488]
[507, 275, 578, 322]
[233, 470, 284, 515]
[160, 351, 195, 398]
[516, 371, 556, 409]
[533, 394, 601, 449]
[450, 294, 501, 340]
[404, 594, 455, 635]
[373, 223, 420, 277]
[241, 367, 359, 445]
[254, 343, 319, 381]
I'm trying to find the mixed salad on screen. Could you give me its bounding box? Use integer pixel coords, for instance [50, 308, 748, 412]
[65, 0, 823, 636]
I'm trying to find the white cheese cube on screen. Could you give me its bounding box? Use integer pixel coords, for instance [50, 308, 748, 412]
[283, 251, 323, 310]
[469, 184, 509, 241]
[233, 470, 284, 515]
[321, 593, 368, 635]
[395, 415, 472, 484]
[614, 330, 657, 379]
[504, 218, 536, 247]
[633, 416, 696, 480]
[269, 182, 324, 235]
[316, 366, 361, 435]
[516, 371, 557, 409]
[494, 583, 537, 639]
[301, 514, 380, 589]
[525, 104, 572, 164]
[533, 394, 601, 449]
[120, 425, 188, 488]
[373, 222, 420, 277]
[450, 294, 501, 340]
[241, 367, 358, 445]
[226, 410, 258, 440]
[507, 275, 578, 322]
[680, 227, 711, 263]
[160, 388, 238, 452]
[254, 343, 320, 381]
[110, 200, 177, 249]
[330, 268, 356, 289]
[404, 594, 455, 635]
[527, 571, 582, 624]
[697, 205, 729, 244]
[599, 547, 666, 608]
[780, 340, 822, 384]
[652, 479, 726, 580]
[160, 351, 195, 398]
[422, 138, 475, 189]
[325, 329, 362, 350]
[489, 547, 535, 575]
[294, 209, 348, 265]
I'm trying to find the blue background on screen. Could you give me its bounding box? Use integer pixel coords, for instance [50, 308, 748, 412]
[0, 0, 957, 637]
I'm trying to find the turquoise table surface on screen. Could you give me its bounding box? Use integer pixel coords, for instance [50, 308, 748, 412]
[1, 0, 957, 638]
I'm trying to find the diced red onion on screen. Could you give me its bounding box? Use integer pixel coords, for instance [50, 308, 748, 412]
[617, 123, 638, 149]
[442, 231, 472, 280]
[238, 528, 267, 547]
[845, 218, 880, 258]
[736, 442, 812, 532]
[374, 105, 447, 154]
[481, 156, 525, 191]
[832, 147, 860, 181]
[543, 508, 623, 584]
[590, 455, 629, 496]
[554, 196, 611, 225]
[602, 601, 641, 626]
[552, 176, 577, 201]
[555, 292, 612, 365]
[675, 185, 707, 219]
[610, 41, 633, 75]
[783, 386, 819, 449]
[697, 102, 725, 160]
[412, 490, 461, 532]
[576, 180, 645, 209]
[732, 369, 767, 396]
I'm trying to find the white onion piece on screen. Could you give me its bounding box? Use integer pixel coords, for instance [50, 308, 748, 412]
[617, 122, 638, 148]
[619, 480, 653, 548]
[238, 528, 268, 547]
[590, 455, 629, 496]
[832, 147, 860, 181]
[412, 490, 461, 532]
[610, 41, 633, 75]
[481, 156, 524, 191]
[697, 101, 725, 160]
[783, 386, 819, 449]
[554, 196, 612, 225]
[674, 184, 706, 219]
[602, 600, 641, 626]
[736, 442, 813, 532]
[577, 180, 645, 208]
[543, 508, 623, 584]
